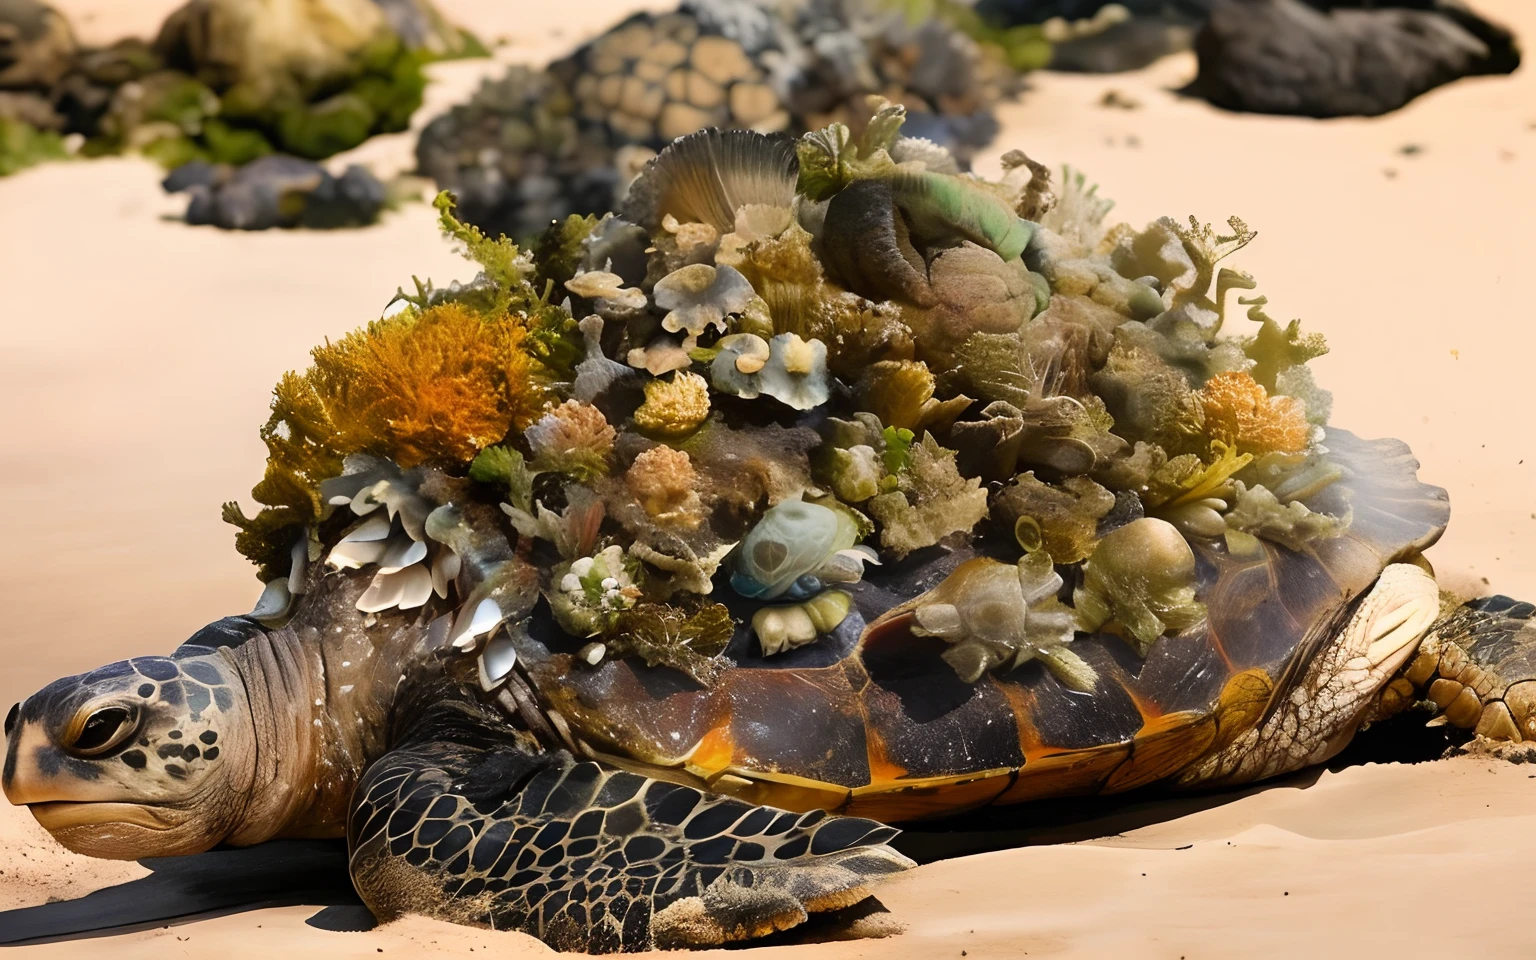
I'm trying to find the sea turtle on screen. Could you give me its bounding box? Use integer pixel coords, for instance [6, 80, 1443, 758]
[6, 116, 1535, 954]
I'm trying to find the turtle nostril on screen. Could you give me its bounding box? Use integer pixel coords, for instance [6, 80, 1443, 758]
[4, 703, 17, 739]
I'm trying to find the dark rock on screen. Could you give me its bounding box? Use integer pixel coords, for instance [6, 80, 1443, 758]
[1188, 0, 1521, 117]
[182, 182, 216, 225]
[164, 153, 386, 230]
[160, 158, 225, 192]
[974, 0, 1211, 19]
[1050, 19, 1197, 72]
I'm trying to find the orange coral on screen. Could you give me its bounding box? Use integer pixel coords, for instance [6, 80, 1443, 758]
[309, 301, 544, 467]
[230, 301, 548, 574]
[627, 445, 703, 527]
[527, 399, 616, 480]
[1196, 371, 1309, 456]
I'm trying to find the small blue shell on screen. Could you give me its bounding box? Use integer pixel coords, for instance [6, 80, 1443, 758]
[730, 500, 845, 601]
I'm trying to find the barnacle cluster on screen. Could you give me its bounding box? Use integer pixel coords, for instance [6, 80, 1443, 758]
[230, 102, 1349, 690]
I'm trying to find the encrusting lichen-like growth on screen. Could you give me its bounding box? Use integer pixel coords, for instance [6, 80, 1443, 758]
[227, 103, 1353, 686]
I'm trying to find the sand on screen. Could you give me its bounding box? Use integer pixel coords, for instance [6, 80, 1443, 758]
[1, 0, 1533, 955]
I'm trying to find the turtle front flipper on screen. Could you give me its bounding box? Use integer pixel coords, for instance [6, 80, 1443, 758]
[346, 701, 912, 952]
[1375, 594, 1536, 745]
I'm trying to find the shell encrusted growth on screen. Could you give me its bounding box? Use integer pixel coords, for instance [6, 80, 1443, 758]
[228, 104, 1447, 708]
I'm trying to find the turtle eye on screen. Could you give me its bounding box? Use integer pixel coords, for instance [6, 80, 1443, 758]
[67, 705, 138, 757]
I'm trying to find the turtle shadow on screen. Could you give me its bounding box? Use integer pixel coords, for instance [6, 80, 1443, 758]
[0, 838, 361, 946]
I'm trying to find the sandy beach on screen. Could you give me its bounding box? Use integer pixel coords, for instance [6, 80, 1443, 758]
[1, 0, 1532, 955]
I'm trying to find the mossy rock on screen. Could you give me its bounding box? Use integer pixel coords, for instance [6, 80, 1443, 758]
[202, 118, 273, 164]
[275, 91, 376, 159]
[0, 115, 66, 176]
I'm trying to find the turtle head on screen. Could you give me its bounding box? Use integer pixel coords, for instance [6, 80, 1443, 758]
[3, 623, 259, 859]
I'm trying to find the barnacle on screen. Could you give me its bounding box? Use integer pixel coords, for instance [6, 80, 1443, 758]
[1224, 481, 1350, 552]
[549, 545, 642, 637]
[854, 360, 972, 434]
[608, 602, 736, 686]
[867, 434, 989, 558]
[633, 371, 711, 437]
[1074, 517, 1206, 655]
[993, 472, 1116, 564]
[626, 445, 704, 528]
[230, 104, 1353, 680]
[1196, 371, 1309, 457]
[525, 400, 616, 481]
[909, 554, 1092, 690]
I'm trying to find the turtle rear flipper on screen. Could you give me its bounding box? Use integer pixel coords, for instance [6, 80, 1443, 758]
[1376, 593, 1536, 745]
[347, 701, 912, 953]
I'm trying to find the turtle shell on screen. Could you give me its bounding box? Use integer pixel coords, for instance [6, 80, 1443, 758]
[508, 428, 1448, 821]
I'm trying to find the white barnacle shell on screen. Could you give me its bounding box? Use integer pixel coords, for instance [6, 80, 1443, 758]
[477, 631, 519, 691]
[450, 597, 505, 651]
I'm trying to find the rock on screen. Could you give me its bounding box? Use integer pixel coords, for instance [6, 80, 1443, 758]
[160, 157, 225, 192]
[0, 0, 75, 90]
[1188, 0, 1521, 117]
[0, 88, 56, 128]
[164, 153, 387, 229]
[419, 0, 1019, 242]
[369, 0, 483, 58]
[153, 0, 393, 102]
[974, 0, 1212, 72]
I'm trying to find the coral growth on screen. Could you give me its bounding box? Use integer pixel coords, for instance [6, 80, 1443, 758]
[230, 105, 1349, 685]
